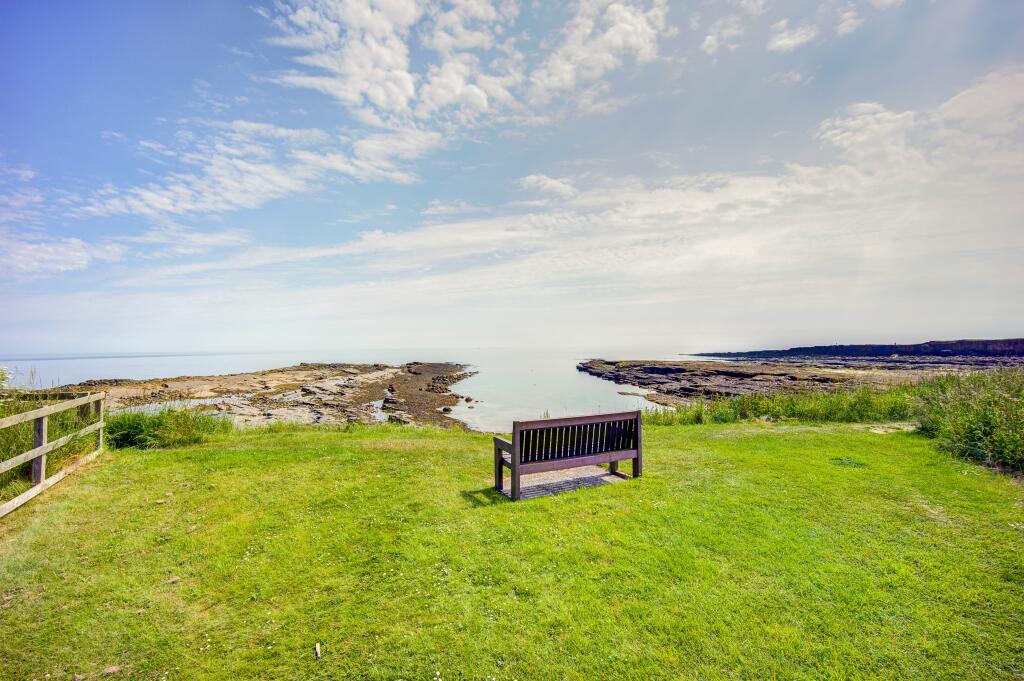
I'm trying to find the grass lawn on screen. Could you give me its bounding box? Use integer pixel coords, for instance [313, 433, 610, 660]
[1, 423, 1022, 680]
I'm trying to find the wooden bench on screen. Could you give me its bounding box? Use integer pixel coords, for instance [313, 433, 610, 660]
[493, 411, 643, 501]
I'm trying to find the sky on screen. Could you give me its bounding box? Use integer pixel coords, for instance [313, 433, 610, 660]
[1, 0, 1023, 354]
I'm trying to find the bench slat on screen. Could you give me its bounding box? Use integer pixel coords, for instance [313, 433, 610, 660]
[515, 410, 642, 430]
[519, 449, 638, 475]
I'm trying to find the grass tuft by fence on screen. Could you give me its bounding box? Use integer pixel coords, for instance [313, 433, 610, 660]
[105, 408, 232, 450]
[1, 393, 104, 504]
[0, 392, 105, 515]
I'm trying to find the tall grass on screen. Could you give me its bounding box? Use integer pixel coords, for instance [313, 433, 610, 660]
[0, 392, 102, 502]
[105, 408, 231, 449]
[645, 369, 1024, 473]
[916, 368, 1023, 471]
[644, 385, 917, 426]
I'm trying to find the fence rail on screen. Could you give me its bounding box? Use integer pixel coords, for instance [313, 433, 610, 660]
[0, 392, 105, 519]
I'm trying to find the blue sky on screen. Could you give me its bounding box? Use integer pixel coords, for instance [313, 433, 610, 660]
[1, 0, 1022, 354]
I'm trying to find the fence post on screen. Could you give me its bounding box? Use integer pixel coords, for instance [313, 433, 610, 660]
[96, 396, 105, 452]
[31, 415, 47, 484]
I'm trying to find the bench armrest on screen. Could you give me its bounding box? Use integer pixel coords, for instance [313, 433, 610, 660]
[493, 436, 512, 453]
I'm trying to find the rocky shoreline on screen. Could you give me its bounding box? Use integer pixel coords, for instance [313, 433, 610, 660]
[64, 362, 474, 428]
[578, 355, 1022, 404]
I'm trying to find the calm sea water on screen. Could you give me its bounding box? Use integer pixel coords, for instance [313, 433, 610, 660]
[0, 348, 694, 432]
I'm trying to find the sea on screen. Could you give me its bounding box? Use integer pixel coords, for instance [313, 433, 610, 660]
[0, 348, 704, 432]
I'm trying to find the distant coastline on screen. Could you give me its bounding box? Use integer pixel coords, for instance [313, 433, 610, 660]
[580, 338, 1024, 402]
[695, 338, 1024, 359]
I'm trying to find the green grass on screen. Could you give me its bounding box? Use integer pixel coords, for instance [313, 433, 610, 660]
[1, 422, 1021, 679]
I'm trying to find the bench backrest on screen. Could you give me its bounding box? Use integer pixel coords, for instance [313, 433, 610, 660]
[512, 411, 641, 465]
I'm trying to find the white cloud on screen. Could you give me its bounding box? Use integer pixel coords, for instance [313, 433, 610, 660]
[87, 67, 1023, 348]
[294, 125, 444, 183]
[271, 0, 422, 120]
[122, 224, 251, 256]
[0, 229, 124, 278]
[0, 187, 45, 226]
[517, 173, 576, 197]
[0, 164, 44, 226]
[701, 15, 743, 56]
[835, 5, 863, 36]
[767, 71, 809, 85]
[76, 121, 339, 218]
[6, 167, 36, 182]
[528, 0, 671, 104]
[421, 199, 484, 216]
[739, 0, 766, 16]
[416, 53, 493, 119]
[937, 66, 1024, 136]
[767, 19, 818, 53]
[76, 120, 443, 218]
[138, 139, 178, 158]
[261, 0, 673, 177]
[335, 202, 398, 224]
[420, 0, 512, 56]
[79, 152, 317, 219]
[11, 5, 1023, 355]
[99, 130, 128, 143]
[867, 0, 903, 9]
[416, 2, 524, 123]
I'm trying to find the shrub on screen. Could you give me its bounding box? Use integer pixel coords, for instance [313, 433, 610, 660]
[105, 408, 231, 449]
[915, 369, 1024, 472]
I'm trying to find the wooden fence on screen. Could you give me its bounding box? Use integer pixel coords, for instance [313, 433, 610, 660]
[0, 392, 105, 519]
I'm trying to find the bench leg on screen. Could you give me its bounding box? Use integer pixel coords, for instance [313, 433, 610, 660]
[633, 455, 642, 478]
[494, 444, 503, 492]
[609, 460, 618, 476]
[511, 470, 521, 501]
